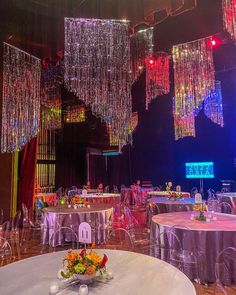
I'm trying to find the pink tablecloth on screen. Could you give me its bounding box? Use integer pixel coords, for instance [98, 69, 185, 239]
[151, 211, 236, 283]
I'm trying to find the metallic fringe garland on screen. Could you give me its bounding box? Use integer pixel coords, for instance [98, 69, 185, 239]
[222, 0, 236, 40]
[64, 18, 132, 149]
[130, 27, 154, 81]
[145, 52, 170, 109]
[173, 37, 215, 140]
[1, 43, 41, 153]
[64, 105, 86, 123]
[107, 112, 138, 146]
[204, 81, 224, 127]
[41, 62, 63, 130]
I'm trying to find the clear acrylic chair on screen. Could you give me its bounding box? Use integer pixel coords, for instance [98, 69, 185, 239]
[107, 228, 134, 251]
[171, 225, 202, 283]
[49, 226, 79, 251]
[208, 199, 219, 212]
[0, 221, 10, 240]
[152, 227, 201, 283]
[207, 188, 216, 199]
[215, 247, 236, 294]
[217, 202, 233, 214]
[0, 237, 13, 266]
[113, 185, 119, 193]
[104, 186, 109, 193]
[146, 202, 161, 226]
[191, 187, 198, 198]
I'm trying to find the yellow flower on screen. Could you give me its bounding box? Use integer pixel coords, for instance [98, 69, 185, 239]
[88, 250, 102, 265]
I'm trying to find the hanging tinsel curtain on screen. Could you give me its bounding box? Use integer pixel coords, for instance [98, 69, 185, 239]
[172, 37, 215, 140]
[41, 57, 63, 130]
[64, 105, 86, 123]
[64, 18, 132, 149]
[145, 52, 170, 109]
[107, 112, 138, 146]
[222, 0, 236, 40]
[130, 27, 154, 81]
[1, 43, 41, 153]
[204, 81, 224, 127]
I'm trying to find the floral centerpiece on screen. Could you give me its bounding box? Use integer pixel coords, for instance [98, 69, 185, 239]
[194, 203, 207, 221]
[168, 191, 183, 200]
[71, 196, 87, 206]
[58, 249, 111, 284]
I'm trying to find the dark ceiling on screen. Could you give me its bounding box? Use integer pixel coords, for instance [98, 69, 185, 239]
[0, 0, 198, 58]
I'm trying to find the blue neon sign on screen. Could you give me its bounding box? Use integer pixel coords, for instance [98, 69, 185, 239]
[185, 162, 214, 179]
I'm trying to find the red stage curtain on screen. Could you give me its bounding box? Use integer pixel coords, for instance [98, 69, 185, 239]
[17, 137, 38, 210]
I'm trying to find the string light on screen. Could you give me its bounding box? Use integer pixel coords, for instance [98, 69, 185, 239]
[1, 43, 41, 153]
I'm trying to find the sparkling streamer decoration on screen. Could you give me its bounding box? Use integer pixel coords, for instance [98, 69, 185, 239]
[64, 105, 86, 123]
[130, 27, 154, 81]
[173, 37, 215, 140]
[204, 81, 224, 127]
[173, 98, 196, 139]
[64, 18, 132, 149]
[145, 52, 170, 109]
[222, 0, 236, 40]
[1, 43, 41, 153]
[107, 112, 138, 146]
[41, 62, 63, 130]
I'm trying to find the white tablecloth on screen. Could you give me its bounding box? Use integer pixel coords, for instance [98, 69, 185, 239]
[0, 250, 196, 295]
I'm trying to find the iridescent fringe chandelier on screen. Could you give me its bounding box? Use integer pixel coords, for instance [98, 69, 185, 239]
[130, 27, 154, 81]
[64, 105, 86, 124]
[41, 60, 63, 130]
[204, 81, 224, 127]
[64, 18, 132, 149]
[222, 0, 236, 40]
[172, 37, 215, 140]
[107, 112, 138, 146]
[145, 52, 170, 109]
[1, 43, 41, 153]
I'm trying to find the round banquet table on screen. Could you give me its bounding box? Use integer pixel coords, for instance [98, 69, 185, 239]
[0, 249, 196, 295]
[41, 205, 113, 246]
[75, 193, 120, 205]
[216, 192, 236, 214]
[121, 188, 153, 205]
[147, 197, 196, 214]
[147, 191, 190, 198]
[151, 211, 236, 283]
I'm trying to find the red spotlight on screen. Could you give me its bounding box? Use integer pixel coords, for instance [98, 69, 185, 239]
[210, 37, 221, 48]
[149, 58, 154, 65]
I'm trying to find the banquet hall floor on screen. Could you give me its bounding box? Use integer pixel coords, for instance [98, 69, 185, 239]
[2, 208, 236, 295]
